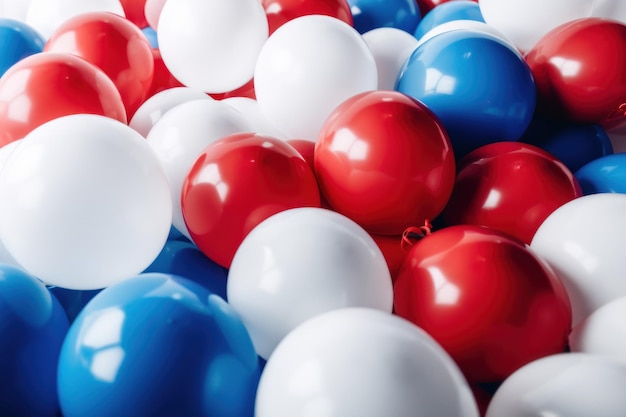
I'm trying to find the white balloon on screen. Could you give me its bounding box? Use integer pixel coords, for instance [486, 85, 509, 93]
[129, 87, 212, 138]
[256, 308, 480, 417]
[144, 0, 166, 30]
[530, 193, 626, 326]
[570, 296, 626, 364]
[486, 353, 626, 417]
[417, 20, 516, 51]
[0, 0, 32, 21]
[221, 97, 289, 140]
[0, 114, 172, 289]
[227, 207, 393, 359]
[158, 0, 268, 93]
[254, 15, 378, 141]
[0, 141, 23, 268]
[146, 99, 252, 239]
[26, 0, 124, 39]
[362, 27, 418, 91]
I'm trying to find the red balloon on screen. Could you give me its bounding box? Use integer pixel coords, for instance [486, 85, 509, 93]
[442, 142, 581, 244]
[181, 133, 321, 268]
[0, 52, 127, 147]
[120, 0, 149, 28]
[287, 139, 334, 209]
[393, 224, 572, 383]
[146, 49, 184, 99]
[314, 90, 456, 235]
[417, 0, 477, 14]
[44, 11, 154, 119]
[262, 0, 353, 34]
[369, 234, 406, 282]
[525, 18, 626, 129]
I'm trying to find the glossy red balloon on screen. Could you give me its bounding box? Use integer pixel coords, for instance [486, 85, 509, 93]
[393, 225, 572, 383]
[315, 90, 456, 235]
[181, 133, 321, 268]
[526, 18, 626, 129]
[44, 11, 154, 119]
[442, 142, 581, 244]
[120, 0, 149, 28]
[0, 52, 127, 147]
[417, 0, 477, 14]
[370, 233, 406, 282]
[146, 49, 184, 99]
[262, 0, 353, 34]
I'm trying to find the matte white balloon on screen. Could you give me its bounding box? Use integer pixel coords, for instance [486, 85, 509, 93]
[531, 193, 626, 326]
[362, 27, 418, 90]
[417, 20, 516, 50]
[227, 208, 393, 359]
[221, 97, 289, 140]
[486, 353, 626, 417]
[146, 99, 252, 239]
[254, 15, 378, 141]
[256, 308, 480, 417]
[0, 114, 172, 289]
[158, 0, 268, 93]
[129, 87, 212, 138]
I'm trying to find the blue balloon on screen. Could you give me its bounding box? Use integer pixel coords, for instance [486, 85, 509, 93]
[141, 26, 158, 49]
[520, 115, 613, 173]
[143, 240, 228, 300]
[575, 153, 626, 195]
[0, 265, 69, 417]
[348, 0, 422, 34]
[48, 286, 101, 323]
[414, 0, 484, 39]
[0, 18, 45, 77]
[58, 273, 260, 417]
[396, 29, 536, 159]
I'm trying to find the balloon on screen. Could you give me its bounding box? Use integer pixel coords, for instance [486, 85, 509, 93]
[417, 19, 515, 48]
[44, 11, 154, 118]
[158, 0, 268, 93]
[47, 286, 100, 323]
[0, 52, 127, 147]
[485, 353, 626, 417]
[129, 86, 211, 138]
[531, 193, 626, 326]
[575, 153, 626, 195]
[227, 207, 393, 359]
[414, 0, 484, 39]
[347, 0, 422, 34]
[0, 114, 172, 290]
[119, 0, 147, 28]
[141, 25, 157, 48]
[181, 133, 321, 267]
[256, 308, 480, 417]
[397, 29, 535, 158]
[0, 264, 69, 417]
[221, 97, 288, 139]
[315, 90, 455, 235]
[254, 14, 377, 141]
[394, 225, 572, 383]
[146, 99, 253, 239]
[57, 273, 260, 417]
[262, 0, 353, 34]
[145, 49, 185, 99]
[370, 233, 406, 281]
[442, 142, 582, 244]
[362, 27, 419, 90]
[143, 0, 165, 30]
[0, 18, 44, 77]
[525, 18, 626, 129]
[0, 140, 23, 268]
[26, 0, 125, 39]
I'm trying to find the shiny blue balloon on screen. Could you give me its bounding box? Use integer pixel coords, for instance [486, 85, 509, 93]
[575, 153, 626, 195]
[396, 29, 536, 158]
[0, 18, 45, 77]
[521, 115, 613, 173]
[348, 0, 422, 34]
[142, 26, 158, 49]
[58, 273, 260, 417]
[0, 264, 69, 417]
[414, 0, 484, 39]
[48, 286, 101, 323]
[143, 240, 228, 300]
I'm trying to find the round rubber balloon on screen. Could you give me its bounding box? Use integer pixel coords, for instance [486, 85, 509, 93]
[442, 142, 582, 244]
[0, 18, 44, 77]
[0, 114, 172, 290]
[362, 27, 419, 90]
[57, 273, 260, 417]
[394, 225, 572, 383]
[257, 308, 479, 417]
[143, 0, 165, 30]
[44, 11, 154, 118]
[526, 18, 626, 129]
[181, 133, 321, 268]
[254, 14, 377, 141]
[227, 207, 393, 359]
[315, 90, 455, 235]
[146, 99, 253, 239]
[396, 29, 535, 158]
[158, 0, 268, 93]
[0, 265, 69, 417]
[575, 153, 626, 195]
[531, 193, 626, 326]
[0, 52, 126, 147]
[262, 0, 353, 34]
[414, 0, 483, 39]
[486, 353, 626, 417]
[347, 0, 422, 34]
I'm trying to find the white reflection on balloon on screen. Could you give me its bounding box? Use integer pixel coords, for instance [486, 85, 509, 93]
[425, 68, 457, 95]
[258, 246, 282, 295]
[197, 162, 229, 202]
[428, 266, 461, 306]
[549, 56, 582, 78]
[81, 307, 126, 383]
[329, 128, 368, 161]
[483, 189, 502, 209]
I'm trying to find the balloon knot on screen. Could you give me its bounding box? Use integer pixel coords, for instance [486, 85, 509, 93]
[401, 220, 432, 253]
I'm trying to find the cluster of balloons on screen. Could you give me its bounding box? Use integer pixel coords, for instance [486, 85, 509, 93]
[2, 0, 626, 416]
